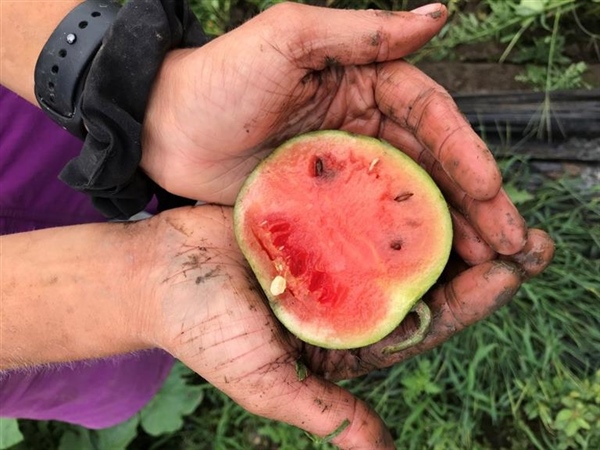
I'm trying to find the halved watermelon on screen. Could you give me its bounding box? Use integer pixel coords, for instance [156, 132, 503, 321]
[234, 131, 452, 350]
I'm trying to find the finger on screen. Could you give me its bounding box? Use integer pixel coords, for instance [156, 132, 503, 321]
[330, 260, 523, 380]
[415, 147, 526, 255]
[179, 333, 394, 447]
[387, 260, 521, 356]
[225, 360, 394, 449]
[260, 2, 447, 69]
[501, 228, 555, 279]
[438, 253, 470, 285]
[172, 264, 394, 449]
[379, 123, 527, 254]
[377, 60, 501, 201]
[450, 207, 497, 265]
[462, 188, 527, 255]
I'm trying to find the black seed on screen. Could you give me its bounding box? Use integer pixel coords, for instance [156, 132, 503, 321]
[394, 192, 414, 202]
[315, 157, 324, 177]
[390, 240, 403, 250]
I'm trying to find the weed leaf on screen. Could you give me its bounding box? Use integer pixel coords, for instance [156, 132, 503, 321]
[58, 428, 93, 450]
[0, 419, 23, 449]
[139, 362, 204, 436]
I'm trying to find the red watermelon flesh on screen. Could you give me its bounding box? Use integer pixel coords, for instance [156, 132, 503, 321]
[234, 131, 452, 349]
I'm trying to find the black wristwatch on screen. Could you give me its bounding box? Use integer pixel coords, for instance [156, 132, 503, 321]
[34, 0, 121, 139]
[33, 0, 208, 220]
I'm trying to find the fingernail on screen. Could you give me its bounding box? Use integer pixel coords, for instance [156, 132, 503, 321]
[410, 3, 443, 18]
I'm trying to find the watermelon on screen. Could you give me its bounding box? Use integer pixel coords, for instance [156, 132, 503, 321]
[234, 131, 452, 350]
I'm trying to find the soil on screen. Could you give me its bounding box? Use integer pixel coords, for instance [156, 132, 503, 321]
[416, 60, 600, 94]
[412, 38, 600, 94]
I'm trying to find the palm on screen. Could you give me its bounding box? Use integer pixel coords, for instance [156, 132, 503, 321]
[144, 44, 358, 205]
[148, 205, 552, 449]
[143, 5, 461, 204]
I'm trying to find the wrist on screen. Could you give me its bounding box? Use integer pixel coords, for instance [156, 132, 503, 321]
[54, 0, 209, 217]
[111, 217, 165, 350]
[140, 48, 196, 192]
[137, 205, 242, 355]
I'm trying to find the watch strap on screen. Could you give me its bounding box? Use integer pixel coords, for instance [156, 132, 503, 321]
[34, 0, 121, 139]
[58, 0, 209, 219]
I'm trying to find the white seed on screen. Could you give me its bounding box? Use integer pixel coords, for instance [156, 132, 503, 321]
[368, 158, 380, 172]
[270, 275, 287, 296]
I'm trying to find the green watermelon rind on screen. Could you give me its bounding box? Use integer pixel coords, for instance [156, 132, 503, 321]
[234, 130, 453, 350]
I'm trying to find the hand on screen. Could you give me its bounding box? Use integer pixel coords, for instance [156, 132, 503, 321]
[141, 2, 527, 260]
[142, 205, 554, 449]
[142, 2, 449, 204]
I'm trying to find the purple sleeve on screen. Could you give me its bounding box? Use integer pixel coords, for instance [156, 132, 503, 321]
[0, 352, 174, 429]
[0, 86, 174, 428]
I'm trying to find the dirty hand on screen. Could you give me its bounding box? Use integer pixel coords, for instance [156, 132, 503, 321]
[141, 2, 527, 260]
[146, 205, 553, 449]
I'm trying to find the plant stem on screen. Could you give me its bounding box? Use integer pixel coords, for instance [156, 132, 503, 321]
[538, 6, 563, 139]
[381, 300, 432, 354]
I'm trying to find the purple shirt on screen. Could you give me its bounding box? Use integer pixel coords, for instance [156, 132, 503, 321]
[0, 86, 174, 429]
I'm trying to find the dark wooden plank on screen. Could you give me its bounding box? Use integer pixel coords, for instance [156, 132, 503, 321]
[488, 137, 600, 162]
[453, 89, 600, 140]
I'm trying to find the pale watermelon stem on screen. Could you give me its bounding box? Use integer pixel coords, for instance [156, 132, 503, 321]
[381, 301, 432, 354]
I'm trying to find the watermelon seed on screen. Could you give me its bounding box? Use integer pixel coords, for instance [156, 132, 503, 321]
[390, 240, 403, 250]
[394, 192, 414, 202]
[314, 157, 324, 177]
[368, 158, 380, 172]
[270, 275, 287, 296]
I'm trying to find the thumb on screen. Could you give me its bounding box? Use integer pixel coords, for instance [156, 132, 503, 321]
[258, 2, 447, 69]
[231, 362, 395, 449]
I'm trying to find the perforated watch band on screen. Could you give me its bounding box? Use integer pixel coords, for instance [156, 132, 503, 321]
[34, 0, 121, 139]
